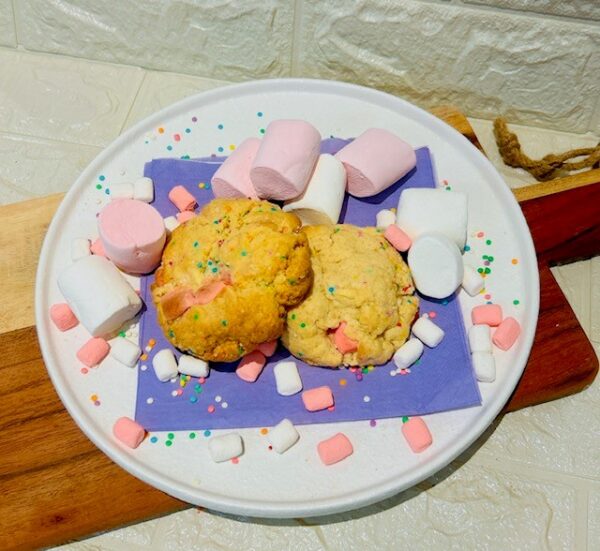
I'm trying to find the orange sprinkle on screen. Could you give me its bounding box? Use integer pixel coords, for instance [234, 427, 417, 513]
[260, 428, 268, 435]
[158, 127, 164, 134]
[339, 379, 347, 386]
[148, 338, 156, 346]
[90, 394, 98, 401]
[140, 353, 148, 361]
[512, 258, 519, 265]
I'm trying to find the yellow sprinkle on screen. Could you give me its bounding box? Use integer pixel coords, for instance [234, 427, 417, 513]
[229, 144, 236, 151]
[198, 182, 205, 189]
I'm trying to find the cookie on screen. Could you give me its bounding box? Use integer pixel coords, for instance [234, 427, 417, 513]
[151, 198, 312, 362]
[282, 224, 419, 367]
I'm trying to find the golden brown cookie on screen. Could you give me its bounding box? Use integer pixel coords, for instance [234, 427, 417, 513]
[151, 198, 312, 362]
[281, 224, 419, 367]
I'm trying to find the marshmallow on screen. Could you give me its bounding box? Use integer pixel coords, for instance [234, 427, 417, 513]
[211, 138, 260, 198]
[90, 237, 107, 258]
[71, 238, 90, 262]
[282, 154, 346, 225]
[412, 316, 445, 348]
[302, 386, 334, 412]
[208, 433, 244, 463]
[176, 210, 195, 224]
[110, 183, 134, 200]
[236, 351, 266, 383]
[274, 360, 303, 396]
[402, 417, 432, 453]
[268, 419, 300, 454]
[109, 337, 141, 367]
[462, 264, 485, 297]
[168, 185, 197, 212]
[250, 120, 321, 200]
[384, 224, 412, 252]
[335, 128, 416, 198]
[160, 281, 228, 321]
[468, 324, 492, 353]
[49, 303, 78, 331]
[396, 188, 468, 250]
[393, 338, 424, 370]
[408, 233, 463, 299]
[57, 255, 142, 337]
[152, 348, 179, 382]
[472, 351, 496, 382]
[98, 199, 166, 274]
[113, 417, 146, 449]
[164, 216, 180, 232]
[317, 433, 353, 465]
[333, 322, 358, 354]
[77, 337, 110, 367]
[493, 317, 521, 351]
[133, 177, 154, 203]
[257, 340, 278, 357]
[471, 304, 503, 326]
[178, 354, 209, 378]
[376, 209, 396, 230]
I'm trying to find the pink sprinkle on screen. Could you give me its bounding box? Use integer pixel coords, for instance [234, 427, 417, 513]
[80, 368, 88, 374]
[327, 405, 335, 412]
[428, 311, 437, 319]
[484, 294, 491, 300]
[94, 400, 101, 407]
[198, 377, 206, 384]
[176, 389, 183, 396]
[370, 419, 377, 427]
[477, 231, 484, 238]
[208, 405, 215, 413]
[173, 133, 181, 142]
[231, 457, 239, 464]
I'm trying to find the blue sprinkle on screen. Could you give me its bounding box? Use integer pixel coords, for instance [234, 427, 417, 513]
[185, 128, 191, 133]
[150, 436, 158, 443]
[257, 112, 263, 117]
[217, 124, 224, 130]
[204, 430, 211, 437]
[98, 175, 106, 181]
[104, 188, 110, 195]
[167, 145, 173, 151]
[190, 395, 198, 403]
[217, 146, 224, 152]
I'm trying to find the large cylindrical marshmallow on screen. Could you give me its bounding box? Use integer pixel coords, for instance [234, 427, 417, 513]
[152, 349, 178, 382]
[98, 199, 166, 274]
[408, 233, 463, 299]
[412, 316, 445, 348]
[211, 138, 260, 199]
[393, 338, 424, 370]
[208, 433, 244, 463]
[462, 264, 484, 296]
[335, 128, 416, 198]
[282, 154, 346, 225]
[110, 337, 141, 367]
[468, 324, 492, 353]
[250, 120, 321, 200]
[57, 255, 142, 337]
[274, 361, 303, 396]
[396, 188, 468, 250]
[178, 354, 209, 378]
[268, 419, 300, 454]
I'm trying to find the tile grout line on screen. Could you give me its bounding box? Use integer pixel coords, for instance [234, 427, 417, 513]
[575, 486, 590, 551]
[289, 0, 304, 77]
[118, 70, 149, 134]
[9, 0, 19, 45]
[0, 128, 104, 150]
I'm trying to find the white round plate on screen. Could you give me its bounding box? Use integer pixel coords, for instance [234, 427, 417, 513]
[36, 79, 539, 518]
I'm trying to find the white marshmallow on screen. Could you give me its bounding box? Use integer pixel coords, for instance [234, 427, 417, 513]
[208, 433, 244, 463]
[376, 209, 396, 229]
[283, 154, 346, 225]
[71, 238, 90, 261]
[412, 316, 445, 348]
[178, 354, 209, 378]
[462, 264, 485, 297]
[164, 216, 180, 232]
[472, 351, 496, 383]
[273, 361, 303, 396]
[152, 349, 179, 382]
[268, 419, 300, 454]
[396, 188, 468, 250]
[393, 338, 424, 370]
[57, 255, 142, 337]
[110, 183, 134, 200]
[408, 233, 463, 299]
[133, 177, 154, 203]
[468, 325, 492, 353]
[110, 337, 141, 367]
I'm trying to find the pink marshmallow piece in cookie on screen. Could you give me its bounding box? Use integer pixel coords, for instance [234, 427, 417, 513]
[317, 433, 353, 465]
[402, 416, 432, 453]
[176, 210, 196, 223]
[333, 322, 358, 354]
[50, 303, 78, 331]
[335, 128, 416, 198]
[493, 317, 521, 350]
[113, 416, 146, 449]
[211, 138, 260, 199]
[471, 304, 503, 326]
[384, 224, 412, 252]
[250, 120, 321, 200]
[256, 340, 278, 357]
[168, 185, 197, 212]
[302, 386, 334, 412]
[90, 237, 108, 258]
[77, 337, 110, 367]
[236, 351, 267, 383]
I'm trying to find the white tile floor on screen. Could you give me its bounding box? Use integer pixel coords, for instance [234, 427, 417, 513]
[1, 47, 598, 550]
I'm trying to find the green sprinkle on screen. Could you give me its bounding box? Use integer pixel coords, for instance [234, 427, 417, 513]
[288, 278, 297, 285]
[196, 262, 203, 268]
[477, 267, 484, 274]
[193, 241, 199, 248]
[334, 227, 341, 233]
[484, 267, 491, 274]
[362, 367, 369, 374]
[241, 250, 247, 256]
[486, 239, 492, 245]
[488, 256, 494, 262]
[213, 219, 219, 224]
[280, 255, 288, 260]
[270, 207, 277, 211]
[445, 186, 452, 191]
[221, 320, 228, 326]
[165, 440, 173, 447]
[402, 416, 409, 423]
[168, 433, 174, 439]
[328, 286, 335, 293]
[513, 299, 520, 305]
[300, 322, 306, 328]
[194, 383, 202, 392]
[95, 183, 102, 190]
[194, 313, 199, 320]
[290, 313, 296, 320]
[259, 128, 265, 134]
[118, 331, 126, 337]
[482, 255, 488, 260]
[168, 330, 175, 338]
[298, 352, 304, 357]
[212, 267, 218, 273]
[189, 432, 196, 439]
[208, 260, 213, 265]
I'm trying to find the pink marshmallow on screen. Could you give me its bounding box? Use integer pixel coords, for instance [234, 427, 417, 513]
[384, 224, 412, 252]
[333, 322, 358, 354]
[98, 199, 166, 274]
[402, 416, 432, 453]
[250, 120, 321, 200]
[168, 185, 197, 212]
[211, 138, 260, 199]
[256, 340, 278, 357]
[302, 386, 334, 412]
[236, 351, 267, 383]
[49, 303, 78, 331]
[471, 304, 503, 326]
[176, 210, 196, 223]
[113, 416, 146, 449]
[335, 128, 416, 198]
[77, 337, 110, 367]
[317, 433, 353, 465]
[493, 317, 521, 351]
[90, 237, 108, 258]
[161, 280, 228, 321]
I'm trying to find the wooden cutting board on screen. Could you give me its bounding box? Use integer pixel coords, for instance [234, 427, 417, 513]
[0, 107, 598, 551]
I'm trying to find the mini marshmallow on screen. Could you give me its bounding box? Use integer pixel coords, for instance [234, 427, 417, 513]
[178, 354, 209, 378]
[335, 128, 416, 198]
[152, 348, 179, 382]
[493, 317, 521, 351]
[274, 360, 303, 396]
[236, 351, 266, 383]
[211, 137, 260, 198]
[168, 185, 197, 212]
[396, 188, 468, 250]
[407, 233, 463, 299]
[250, 119, 321, 200]
[376, 209, 396, 230]
[393, 338, 424, 370]
[468, 324, 492, 353]
[58, 255, 142, 337]
[133, 177, 154, 203]
[77, 337, 110, 367]
[302, 386, 334, 412]
[177, 210, 196, 224]
[317, 433, 353, 465]
[472, 351, 496, 382]
[471, 304, 503, 326]
[257, 340, 278, 357]
[268, 419, 300, 454]
[333, 322, 358, 354]
[283, 154, 346, 225]
[384, 224, 412, 252]
[71, 238, 90, 262]
[109, 337, 141, 367]
[412, 316, 445, 348]
[164, 216, 180, 232]
[113, 416, 146, 449]
[208, 433, 243, 463]
[462, 264, 484, 297]
[90, 237, 107, 257]
[110, 183, 134, 200]
[49, 303, 78, 331]
[402, 417, 432, 453]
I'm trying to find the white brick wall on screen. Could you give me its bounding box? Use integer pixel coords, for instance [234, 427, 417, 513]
[0, 0, 16, 47]
[466, 0, 600, 21]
